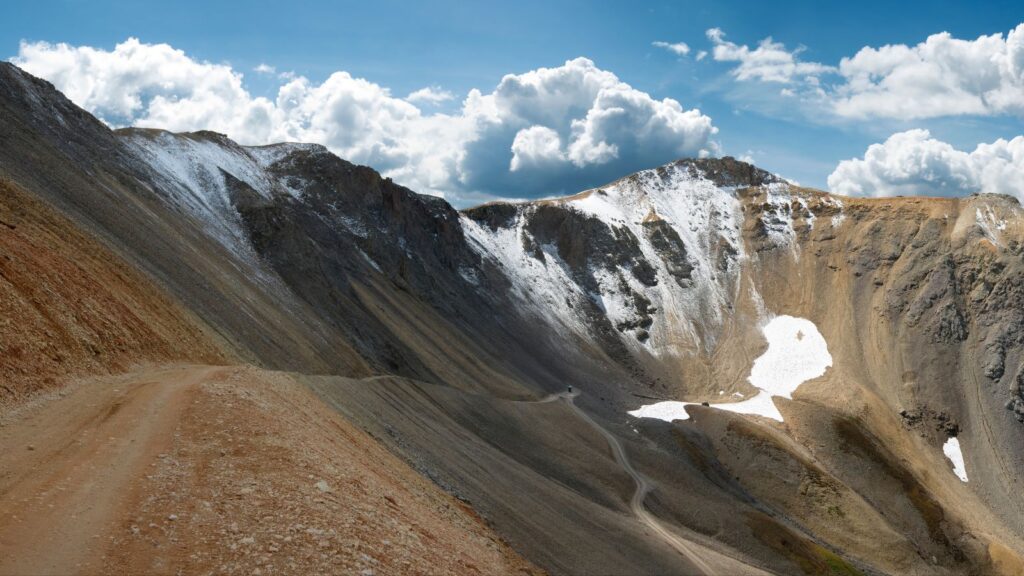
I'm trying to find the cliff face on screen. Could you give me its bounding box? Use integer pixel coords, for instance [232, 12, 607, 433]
[4, 60, 1024, 575]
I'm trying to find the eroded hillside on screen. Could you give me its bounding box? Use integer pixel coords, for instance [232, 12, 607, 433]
[3, 59, 1024, 575]
[0, 178, 226, 405]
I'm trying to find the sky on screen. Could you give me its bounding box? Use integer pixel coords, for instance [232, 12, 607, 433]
[5, 0, 1024, 206]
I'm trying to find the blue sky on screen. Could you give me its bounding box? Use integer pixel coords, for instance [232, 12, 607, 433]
[6, 0, 1024, 204]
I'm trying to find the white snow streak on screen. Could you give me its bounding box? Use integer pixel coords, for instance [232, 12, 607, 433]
[975, 205, 1007, 248]
[462, 162, 750, 355]
[122, 131, 320, 268]
[628, 315, 832, 423]
[943, 437, 969, 482]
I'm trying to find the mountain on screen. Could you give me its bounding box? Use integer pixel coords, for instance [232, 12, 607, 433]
[2, 60, 1024, 575]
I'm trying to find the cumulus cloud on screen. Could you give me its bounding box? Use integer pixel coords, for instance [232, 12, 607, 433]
[254, 63, 276, 75]
[703, 24, 1024, 120]
[652, 41, 690, 56]
[405, 86, 454, 105]
[827, 129, 1024, 199]
[510, 126, 565, 171]
[706, 28, 834, 84]
[456, 57, 718, 195]
[833, 26, 1024, 119]
[13, 38, 274, 136]
[12, 39, 717, 203]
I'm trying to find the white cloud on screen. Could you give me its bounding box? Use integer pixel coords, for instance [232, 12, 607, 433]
[458, 57, 718, 195]
[510, 126, 565, 171]
[706, 28, 834, 84]
[695, 50, 708, 61]
[406, 86, 454, 105]
[704, 24, 1024, 120]
[566, 81, 716, 167]
[827, 129, 1024, 200]
[12, 40, 717, 203]
[833, 25, 1024, 119]
[254, 63, 276, 75]
[12, 38, 271, 136]
[652, 41, 690, 56]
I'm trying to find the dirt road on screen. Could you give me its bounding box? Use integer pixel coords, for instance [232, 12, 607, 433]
[558, 392, 770, 576]
[0, 365, 539, 576]
[0, 365, 218, 575]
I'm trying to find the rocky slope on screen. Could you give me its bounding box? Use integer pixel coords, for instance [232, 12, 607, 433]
[0, 177, 226, 405]
[3, 60, 1024, 574]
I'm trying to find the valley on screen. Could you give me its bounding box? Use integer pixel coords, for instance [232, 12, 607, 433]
[3, 59, 1024, 575]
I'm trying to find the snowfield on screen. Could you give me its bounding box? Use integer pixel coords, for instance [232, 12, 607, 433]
[628, 315, 833, 423]
[943, 436, 969, 482]
[748, 316, 833, 399]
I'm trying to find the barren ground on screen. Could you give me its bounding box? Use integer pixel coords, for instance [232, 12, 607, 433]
[0, 365, 540, 576]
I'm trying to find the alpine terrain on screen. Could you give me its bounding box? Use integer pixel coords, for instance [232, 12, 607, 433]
[3, 60, 1024, 575]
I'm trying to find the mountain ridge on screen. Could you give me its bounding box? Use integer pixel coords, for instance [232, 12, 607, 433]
[4, 60, 1024, 575]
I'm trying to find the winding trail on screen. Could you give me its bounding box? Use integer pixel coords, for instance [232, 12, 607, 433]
[550, 391, 716, 575]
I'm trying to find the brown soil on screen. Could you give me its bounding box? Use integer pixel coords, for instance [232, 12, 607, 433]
[0, 365, 540, 576]
[0, 178, 227, 407]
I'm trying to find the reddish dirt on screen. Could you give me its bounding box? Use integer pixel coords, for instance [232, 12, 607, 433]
[0, 365, 541, 576]
[0, 178, 227, 407]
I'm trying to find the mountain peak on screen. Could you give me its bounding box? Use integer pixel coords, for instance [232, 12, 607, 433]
[662, 155, 785, 189]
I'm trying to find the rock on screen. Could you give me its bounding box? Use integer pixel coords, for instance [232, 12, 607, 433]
[167, 514, 178, 521]
[315, 480, 331, 493]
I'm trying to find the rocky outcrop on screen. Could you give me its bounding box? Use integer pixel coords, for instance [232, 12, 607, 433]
[642, 218, 693, 287]
[523, 204, 657, 289]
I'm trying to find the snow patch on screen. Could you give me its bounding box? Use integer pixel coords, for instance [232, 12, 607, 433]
[123, 131, 275, 267]
[358, 248, 382, 272]
[628, 315, 832, 423]
[461, 213, 594, 339]
[748, 315, 832, 399]
[943, 437, 969, 482]
[760, 182, 796, 247]
[976, 206, 1007, 247]
[826, 196, 846, 227]
[247, 142, 324, 168]
[463, 161, 751, 356]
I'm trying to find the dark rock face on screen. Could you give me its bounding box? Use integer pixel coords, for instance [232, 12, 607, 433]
[254, 146, 479, 285]
[967, 248, 1024, 386]
[1005, 371, 1024, 423]
[904, 260, 968, 344]
[463, 202, 518, 231]
[643, 219, 693, 287]
[520, 203, 662, 345]
[899, 407, 961, 438]
[524, 203, 656, 289]
[671, 156, 782, 189]
[223, 146, 498, 381]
